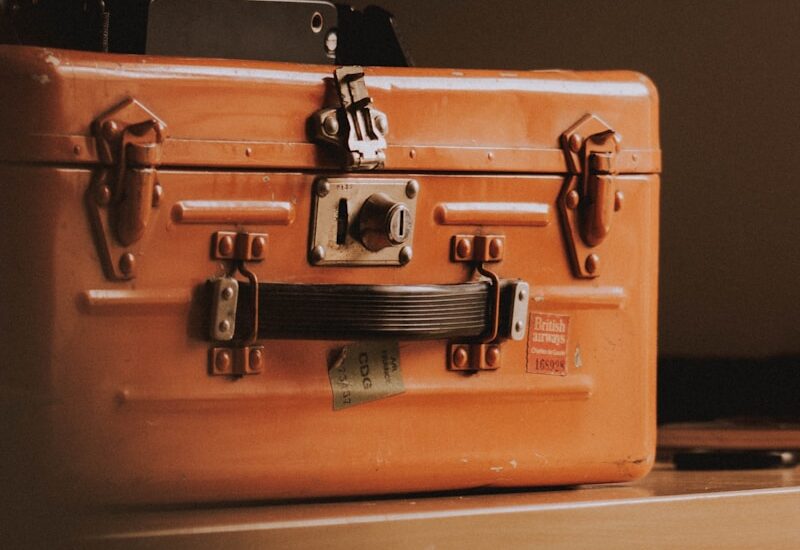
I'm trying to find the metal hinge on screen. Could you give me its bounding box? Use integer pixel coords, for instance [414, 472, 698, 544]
[446, 232, 530, 372]
[88, 98, 166, 280]
[558, 114, 624, 278]
[311, 66, 388, 170]
[208, 231, 268, 377]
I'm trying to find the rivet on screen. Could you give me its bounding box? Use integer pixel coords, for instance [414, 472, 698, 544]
[310, 245, 326, 264]
[316, 179, 330, 197]
[73, 144, 82, 155]
[585, 253, 600, 274]
[251, 236, 266, 258]
[398, 246, 413, 265]
[215, 350, 231, 372]
[114, 389, 130, 405]
[514, 321, 524, 333]
[119, 253, 136, 276]
[485, 345, 500, 367]
[218, 235, 235, 257]
[614, 190, 624, 211]
[102, 120, 120, 141]
[221, 286, 234, 301]
[96, 184, 111, 206]
[452, 347, 469, 369]
[566, 190, 580, 209]
[455, 237, 472, 259]
[374, 113, 389, 135]
[249, 348, 263, 371]
[518, 288, 527, 301]
[405, 179, 419, 198]
[487, 151, 494, 160]
[409, 149, 417, 159]
[245, 147, 253, 157]
[569, 133, 583, 153]
[152, 183, 163, 207]
[488, 238, 503, 259]
[218, 320, 231, 333]
[323, 115, 339, 136]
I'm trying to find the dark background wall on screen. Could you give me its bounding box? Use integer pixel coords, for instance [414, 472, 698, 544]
[352, 0, 800, 358]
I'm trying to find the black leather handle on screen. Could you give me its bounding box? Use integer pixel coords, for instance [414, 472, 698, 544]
[233, 282, 492, 341]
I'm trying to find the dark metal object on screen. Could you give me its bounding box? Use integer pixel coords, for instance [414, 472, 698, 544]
[0, 1, 411, 66]
[0, 0, 148, 53]
[335, 4, 412, 66]
[146, 0, 338, 64]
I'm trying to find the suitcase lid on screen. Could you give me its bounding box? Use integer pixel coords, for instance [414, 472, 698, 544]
[0, 46, 660, 175]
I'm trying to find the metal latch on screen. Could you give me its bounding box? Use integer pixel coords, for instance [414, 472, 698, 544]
[559, 114, 624, 278]
[88, 98, 166, 280]
[311, 66, 388, 170]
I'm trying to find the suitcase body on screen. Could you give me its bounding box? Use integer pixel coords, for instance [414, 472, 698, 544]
[0, 46, 659, 504]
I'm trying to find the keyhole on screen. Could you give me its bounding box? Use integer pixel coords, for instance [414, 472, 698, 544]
[398, 209, 405, 238]
[336, 198, 348, 245]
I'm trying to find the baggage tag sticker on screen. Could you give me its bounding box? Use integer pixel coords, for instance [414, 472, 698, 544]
[328, 342, 405, 410]
[527, 312, 570, 376]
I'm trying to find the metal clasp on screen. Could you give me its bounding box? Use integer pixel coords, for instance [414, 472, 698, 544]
[559, 114, 624, 278]
[311, 66, 388, 170]
[88, 98, 166, 280]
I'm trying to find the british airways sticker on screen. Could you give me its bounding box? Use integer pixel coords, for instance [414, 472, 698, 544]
[526, 312, 570, 376]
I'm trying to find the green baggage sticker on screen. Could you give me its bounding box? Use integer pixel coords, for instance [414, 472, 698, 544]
[328, 342, 404, 410]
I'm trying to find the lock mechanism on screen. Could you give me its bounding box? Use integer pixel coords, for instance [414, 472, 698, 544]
[88, 98, 166, 280]
[309, 177, 418, 266]
[558, 114, 624, 278]
[310, 66, 388, 170]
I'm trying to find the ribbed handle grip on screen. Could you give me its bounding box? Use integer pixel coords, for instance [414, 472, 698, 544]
[233, 282, 492, 341]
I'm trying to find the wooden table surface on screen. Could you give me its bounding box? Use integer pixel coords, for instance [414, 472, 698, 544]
[78, 462, 800, 549]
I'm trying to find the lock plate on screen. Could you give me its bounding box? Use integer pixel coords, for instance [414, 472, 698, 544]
[309, 178, 418, 266]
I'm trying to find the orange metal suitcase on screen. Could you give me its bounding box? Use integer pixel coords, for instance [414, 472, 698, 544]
[0, 45, 660, 505]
